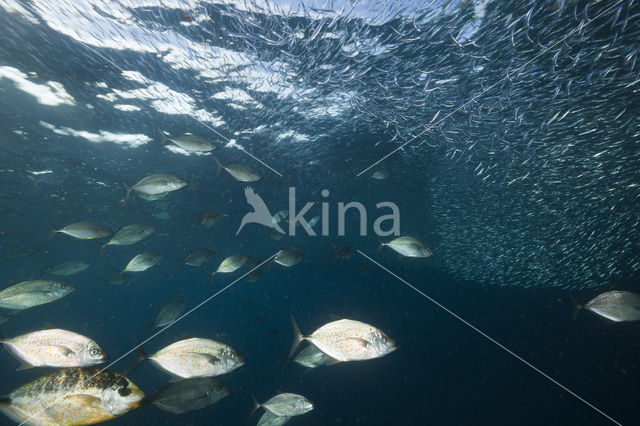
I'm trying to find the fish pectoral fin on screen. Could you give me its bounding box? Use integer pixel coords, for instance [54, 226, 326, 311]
[62, 394, 104, 410]
[338, 338, 371, 348]
[52, 345, 76, 358]
[15, 362, 34, 371]
[192, 353, 221, 365]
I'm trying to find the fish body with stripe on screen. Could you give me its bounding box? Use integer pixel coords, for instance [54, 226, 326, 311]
[0, 280, 76, 310]
[51, 222, 112, 240]
[150, 377, 228, 414]
[254, 393, 313, 417]
[579, 291, 640, 322]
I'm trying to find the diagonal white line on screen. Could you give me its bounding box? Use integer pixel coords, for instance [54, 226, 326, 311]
[356, 0, 626, 177]
[356, 250, 622, 426]
[18, 251, 281, 426]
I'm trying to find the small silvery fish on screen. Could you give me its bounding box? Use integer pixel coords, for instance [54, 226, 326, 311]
[257, 411, 292, 426]
[122, 252, 163, 273]
[293, 344, 340, 369]
[123, 174, 187, 203]
[131, 338, 245, 379]
[290, 316, 397, 362]
[2, 246, 37, 259]
[148, 299, 188, 331]
[371, 170, 390, 180]
[179, 249, 216, 268]
[40, 260, 90, 277]
[150, 378, 229, 415]
[50, 222, 112, 240]
[101, 224, 155, 253]
[161, 132, 216, 152]
[274, 247, 304, 268]
[574, 291, 640, 322]
[244, 257, 266, 283]
[0, 280, 76, 311]
[208, 254, 248, 283]
[252, 393, 313, 417]
[1, 329, 108, 369]
[0, 368, 144, 425]
[200, 210, 223, 228]
[380, 236, 432, 257]
[214, 157, 262, 182]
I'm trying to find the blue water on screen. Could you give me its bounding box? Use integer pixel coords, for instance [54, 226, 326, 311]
[1, 0, 639, 425]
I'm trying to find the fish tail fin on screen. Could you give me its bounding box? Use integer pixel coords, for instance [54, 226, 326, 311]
[288, 314, 305, 359]
[207, 270, 215, 284]
[121, 183, 132, 205]
[27, 175, 38, 188]
[249, 394, 260, 417]
[377, 238, 384, 251]
[177, 258, 185, 269]
[213, 156, 223, 174]
[126, 339, 148, 375]
[159, 130, 169, 145]
[0, 397, 10, 407]
[48, 223, 58, 238]
[99, 243, 107, 255]
[569, 294, 582, 321]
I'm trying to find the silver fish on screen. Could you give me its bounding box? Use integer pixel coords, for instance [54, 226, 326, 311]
[371, 170, 390, 180]
[200, 210, 223, 228]
[2, 246, 37, 259]
[214, 157, 262, 182]
[124, 174, 187, 202]
[576, 291, 640, 322]
[122, 252, 163, 272]
[209, 254, 248, 283]
[274, 247, 303, 267]
[133, 338, 245, 379]
[257, 411, 291, 426]
[50, 222, 112, 240]
[161, 132, 216, 152]
[380, 236, 432, 258]
[40, 260, 90, 277]
[290, 317, 397, 362]
[0, 280, 76, 311]
[1, 329, 108, 369]
[253, 393, 313, 417]
[293, 344, 340, 369]
[180, 249, 216, 267]
[101, 224, 155, 252]
[0, 368, 144, 425]
[148, 299, 188, 331]
[150, 377, 229, 415]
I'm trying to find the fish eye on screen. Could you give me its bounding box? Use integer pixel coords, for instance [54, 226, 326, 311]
[90, 349, 100, 356]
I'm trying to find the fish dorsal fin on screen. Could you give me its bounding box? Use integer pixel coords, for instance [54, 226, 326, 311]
[16, 362, 35, 371]
[328, 314, 342, 322]
[62, 394, 103, 410]
[190, 352, 220, 365]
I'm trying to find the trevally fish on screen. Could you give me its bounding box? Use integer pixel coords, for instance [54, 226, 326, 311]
[0, 368, 144, 425]
[2, 245, 37, 259]
[293, 344, 340, 369]
[244, 257, 266, 283]
[200, 210, 223, 228]
[40, 260, 90, 277]
[131, 337, 245, 379]
[123, 174, 187, 203]
[121, 252, 163, 273]
[104, 271, 131, 286]
[574, 291, 640, 322]
[380, 236, 432, 258]
[0, 329, 108, 369]
[0, 280, 76, 311]
[161, 132, 217, 152]
[50, 222, 112, 240]
[273, 247, 304, 267]
[252, 393, 313, 417]
[268, 228, 286, 241]
[330, 246, 355, 261]
[150, 377, 229, 415]
[148, 299, 188, 331]
[257, 411, 292, 426]
[100, 224, 155, 253]
[179, 249, 216, 268]
[290, 316, 397, 362]
[213, 157, 262, 182]
[208, 254, 248, 283]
